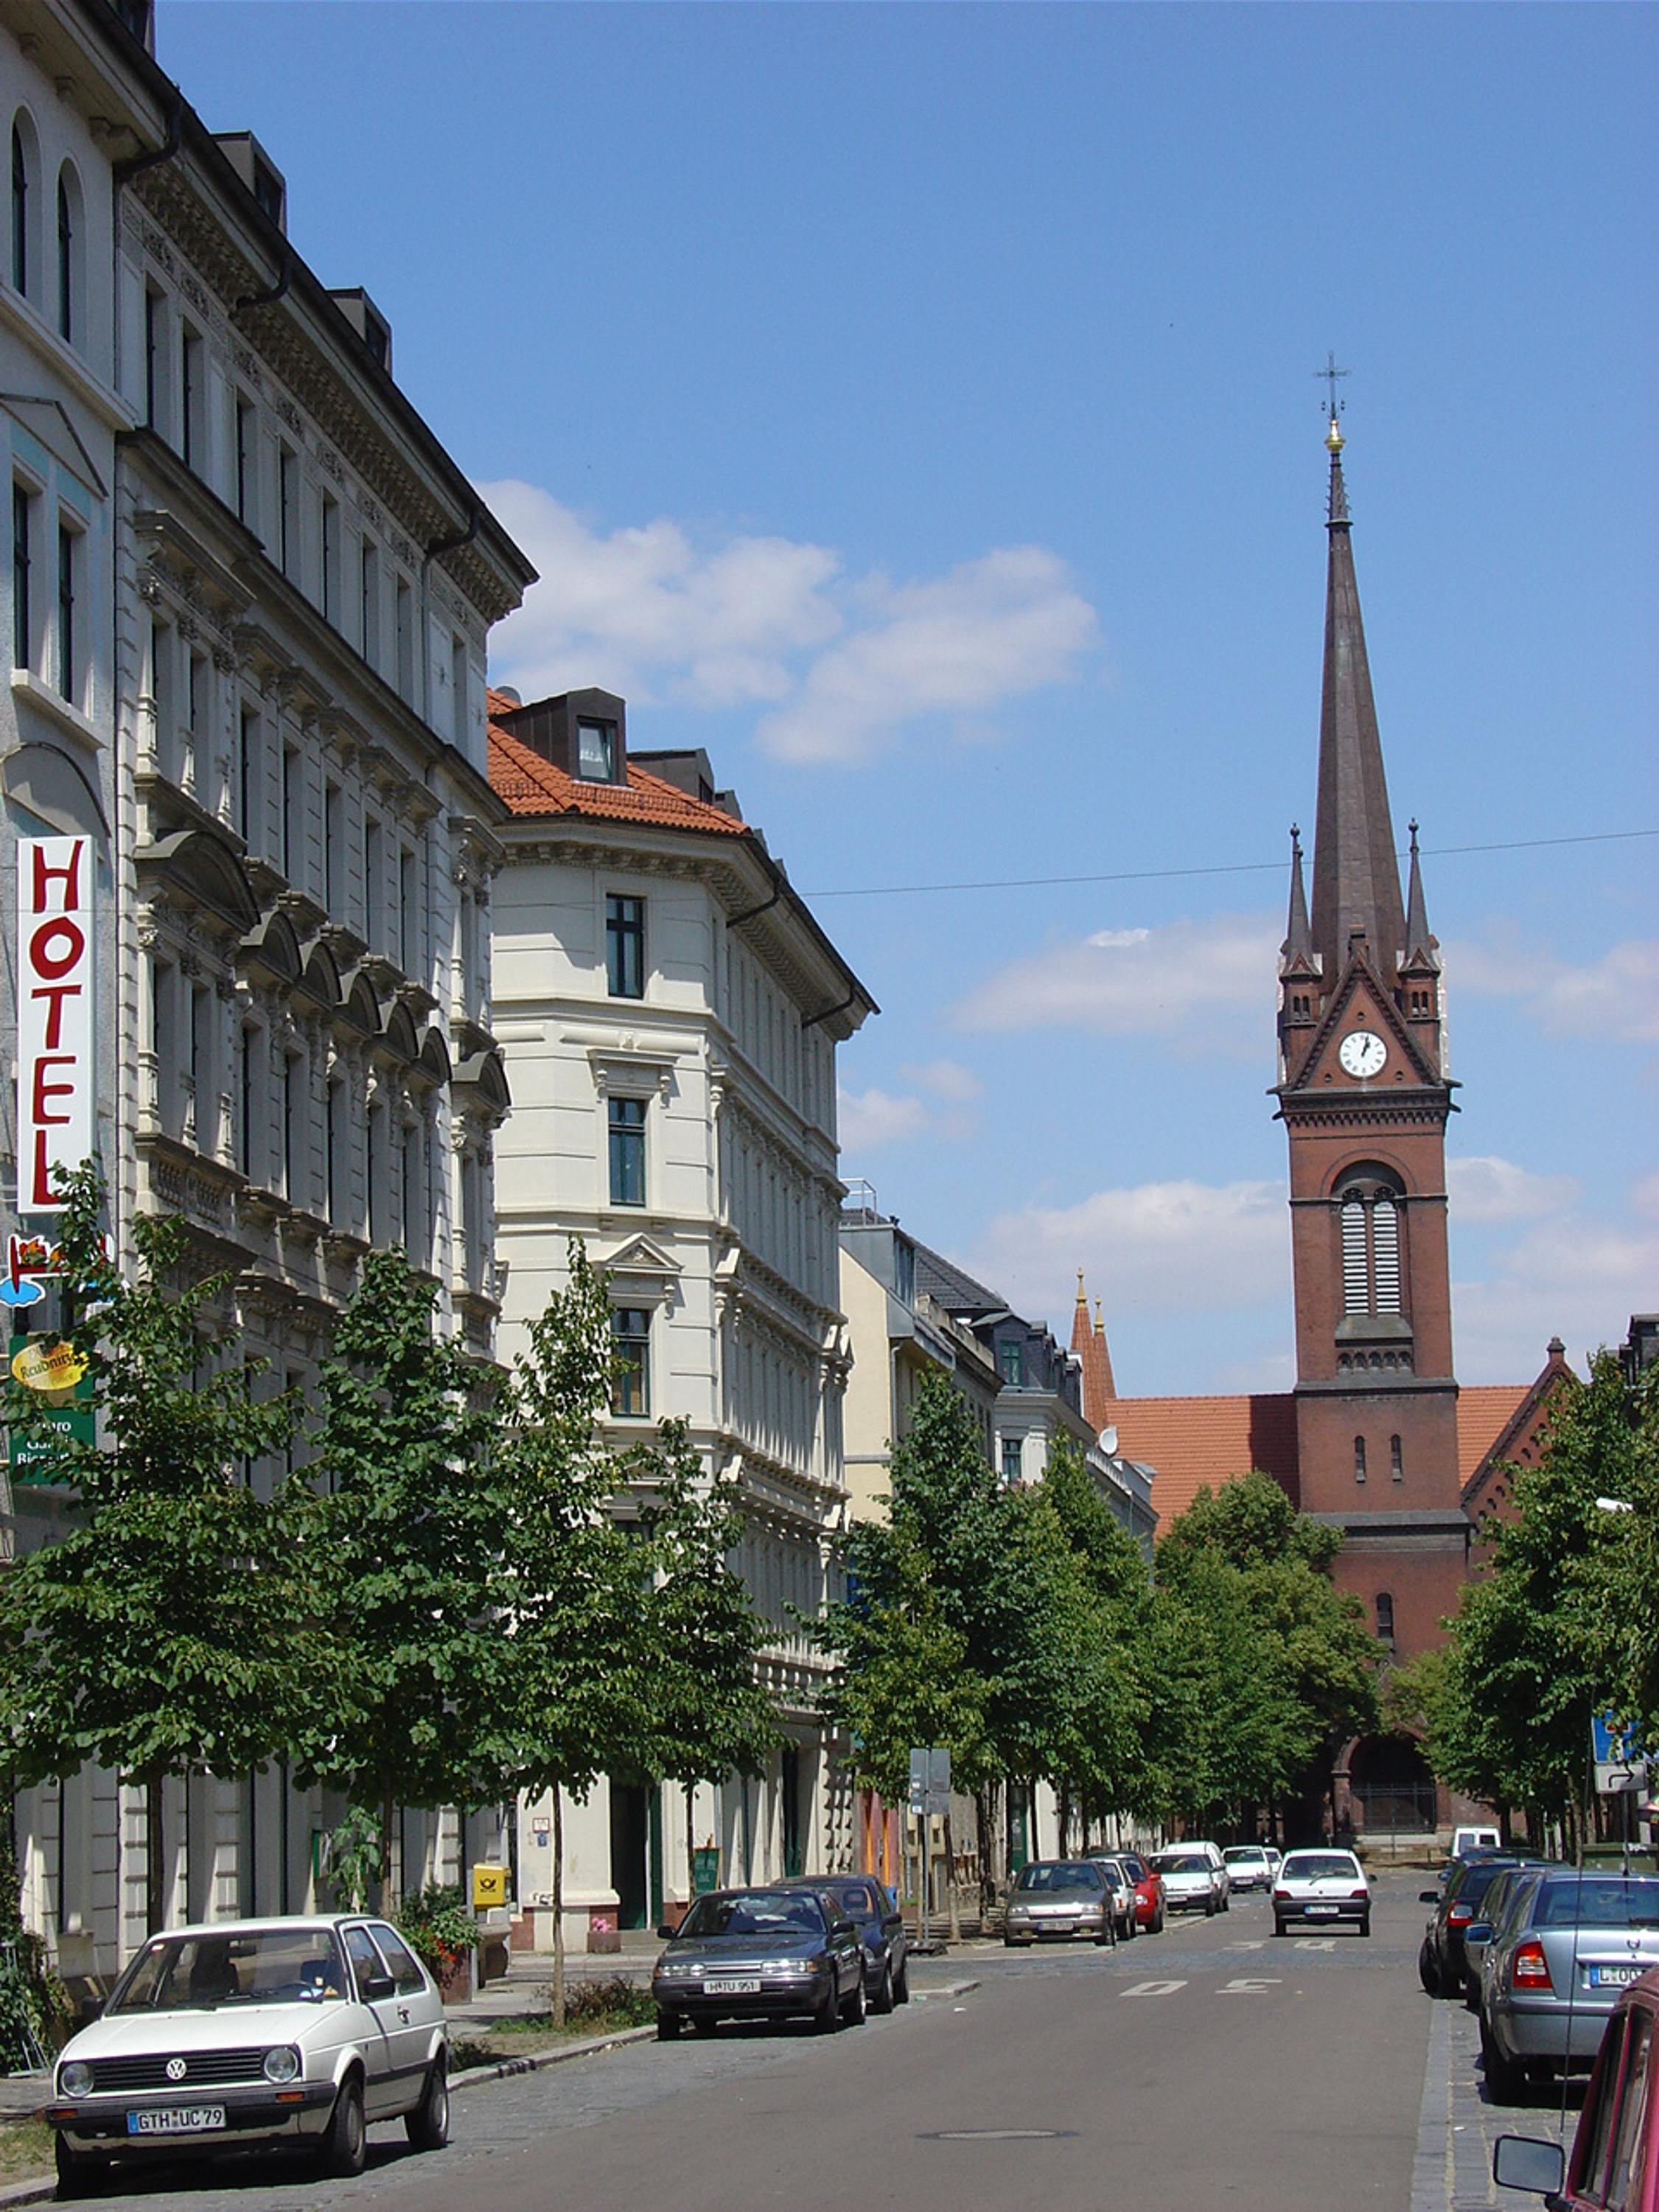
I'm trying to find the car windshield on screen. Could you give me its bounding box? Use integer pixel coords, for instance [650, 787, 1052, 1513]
[677, 1891, 826, 1939]
[1090, 1862, 1125, 1889]
[1225, 1849, 1265, 1865]
[1453, 1862, 1516, 1905]
[1016, 1863, 1102, 1894]
[1153, 1854, 1210, 1876]
[1282, 1855, 1360, 1883]
[1534, 1878, 1659, 1929]
[108, 1929, 346, 2014]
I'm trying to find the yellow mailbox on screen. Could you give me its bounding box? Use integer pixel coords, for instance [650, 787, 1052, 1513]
[472, 1863, 507, 1911]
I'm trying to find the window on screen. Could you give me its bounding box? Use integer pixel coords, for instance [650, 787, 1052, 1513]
[1605, 2012, 1653, 2211]
[281, 746, 300, 882]
[450, 632, 467, 746]
[283, 1054, 304, 1202]
[237, 706, 259, 842]
[1354, 1435, 1367, 1484]
[55, 522, 77, 702]
[10, 122, 29, 296]
[55, 170, 74, 343]
[184, 651, 206, 793]
[325, 1074, 346, 1222]
[320, 494, 339, 621]
[238, 1025, 256, 1179]
[1390, 1434, 1403, 1484]
[189, 984, 210, 1148]
[999, 1339, 1024, 1387]
[397, 845, 416, 974]
[367, 1098, 385, 1244]
[324, 782, 343, 912]
[577, 717, 615, 781]
[1337, 1170, 1405, 1318]
[608, 1095, 646, 1207]
[144, 286, 165, 432]
[1001, 1436, 1022, 1486]
[612, 1307, 650, 1417]
[359, 540, 379, 665]
[363, 816, 383, 946]
[605, 894, 644, 999]
[11, 483, 32, 670]
[180, 326, 203, 468]
[1375, 1592, 1394, 1645]
[235, 396, 255, 524]
[278, 445, 296, 576]
[394, 576, 413, 701]
[369, 1926, 426, 1998]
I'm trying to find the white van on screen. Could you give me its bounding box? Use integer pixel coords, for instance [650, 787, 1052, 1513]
[1450, 1824, 1500, 1857]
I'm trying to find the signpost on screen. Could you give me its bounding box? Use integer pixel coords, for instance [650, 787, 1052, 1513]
[1593, 1713, 1648, 1798]
[908, 1747, 951, 1953]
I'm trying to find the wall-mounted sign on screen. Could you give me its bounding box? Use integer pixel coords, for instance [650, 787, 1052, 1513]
[16, 837, 94, 1215]
[10, 1337, 86, 1395]
[7, 1333, 95, 1483]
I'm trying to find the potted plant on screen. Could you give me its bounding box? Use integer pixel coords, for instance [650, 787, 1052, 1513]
[394, 1885, 480, 2006]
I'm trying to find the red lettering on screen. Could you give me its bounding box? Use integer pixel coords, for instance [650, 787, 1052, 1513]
[30, 1056, 76, 1127]
[29, 1128, 58, 1210]
[29, 840, 83, 914]
[27, 915, 85, 982]
[29, 979, 83, 1050]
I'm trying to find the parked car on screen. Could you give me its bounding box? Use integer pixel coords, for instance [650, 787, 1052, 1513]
[1480, 1870, 1659, 2101]
[44, 1916, 449, 2197]
[1273, 1849, 1371, 1936]
[1003, 1860, 1114, 1947]
[1150, 1843, 1229, 1917]
[1086, 1856, 1140, 1941]
[652, 1886, 866, 2038]
[771, 1874, 909, 2010]
[1117, 1851, 1166, 1934]
[1491, 1964, 1659, 2206]
[1451, 1824, 1501, 1859]
[1223, 1845, 1276, 1894]
[1418, 1854, 1527, 1997]
[1464, 1865, 1557, 2014]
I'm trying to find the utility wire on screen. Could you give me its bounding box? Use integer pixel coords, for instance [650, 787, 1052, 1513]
[803, 826, 1659, 902]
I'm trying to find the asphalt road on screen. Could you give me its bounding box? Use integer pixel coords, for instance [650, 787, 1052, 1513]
[66, 1872, 1440, 2212]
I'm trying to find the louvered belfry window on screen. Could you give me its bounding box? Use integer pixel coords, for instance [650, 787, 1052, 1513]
[1338, 1173, 1405, 1318]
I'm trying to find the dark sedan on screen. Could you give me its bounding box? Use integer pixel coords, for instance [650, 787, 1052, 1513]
[1419, 1854, 1528, 1998]
[771, 1874, 909, 2012]
[652, 1888, 867, 2038]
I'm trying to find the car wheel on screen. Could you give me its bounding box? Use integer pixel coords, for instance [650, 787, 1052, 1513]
[1358, 1916, 1372, 1939]
[839, 1970, 867, 2026]
[405, 2054, 449, 2152]
[656, 2009, 682, 2040]
[1481, 2021, 1526, 2104]
[320, 2075, 367, 2179]
[1418, 1938, 1439, 1995]
[1464, 1978, 1482, 2014]
[1273, 1919, 1287, 1938]
[1436, 1954, 1463, 2000]
[1204, 1897, 1215, 1917]
[1220, 1891, 1230, 1912]
[813, 1983, 839, 2034]
[894, 1958, 912, 2005]
[53, 2138, 108, 2199]
[871, 1962, 895, 2014]
[1153, 1908, 1164, 1935]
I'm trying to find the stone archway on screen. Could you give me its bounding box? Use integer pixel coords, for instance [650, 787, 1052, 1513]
[1345, 1734, 1438, 1843]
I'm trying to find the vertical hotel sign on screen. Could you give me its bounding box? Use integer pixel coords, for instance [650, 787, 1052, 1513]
[17, 837, 94, 1213]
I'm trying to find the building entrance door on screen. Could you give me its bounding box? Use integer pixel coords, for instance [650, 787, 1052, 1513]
[609, 1784, 649, 1930]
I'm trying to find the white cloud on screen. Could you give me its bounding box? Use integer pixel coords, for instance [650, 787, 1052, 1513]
[837, 1086, 932, 1151]
[962, 1177, 1289, 1329]
[1445, 1155, 1579, 1224]
[1448, 927, 1659, 1045]
[899, 1058, 982, 1103]
[480, 484, 1098, 767]
[755, 548, 1099, 765]
[1453, 1176, 1659, 1384]
[952, 913, 1279, 1042]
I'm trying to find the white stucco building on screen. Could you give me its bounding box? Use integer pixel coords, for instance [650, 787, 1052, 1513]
[489, 688, 875, 1944]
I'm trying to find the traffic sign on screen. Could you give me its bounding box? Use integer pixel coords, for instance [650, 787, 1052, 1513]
[907, 1746, 951, 1817]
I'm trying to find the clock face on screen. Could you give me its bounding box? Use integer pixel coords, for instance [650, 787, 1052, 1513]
[1338, 1029, 1387, 1079]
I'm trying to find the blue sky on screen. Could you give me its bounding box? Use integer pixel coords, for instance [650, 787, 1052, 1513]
[164, 1, 1657, 1392]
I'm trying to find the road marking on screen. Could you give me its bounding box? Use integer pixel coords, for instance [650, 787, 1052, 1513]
[1293, 1939, 1335, 1951]
[1218, 1977, 1282, 1995]
[1121, 1979, 1187, 1998]
[925, 2129, 1078, 2142]
[1226, 1940, 1265, 1951]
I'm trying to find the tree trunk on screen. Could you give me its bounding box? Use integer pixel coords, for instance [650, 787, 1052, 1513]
[144, 1766, 166, 1934]
[376, 1787, 394, 1915]
[943, 1807, 961, 1942]
[685, 1779, 696, 1903]
[975, 1787, 993, 1920]
[1029, 1778, 1041, 1863]
[550, 1788, 566, 2028]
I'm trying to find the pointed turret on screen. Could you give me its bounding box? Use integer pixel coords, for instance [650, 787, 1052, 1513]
[1403, 820, 1436, 967]
[1072, 1274, 1117, 1430]
[1280, 823, 1314, 969]
[1093, 1300, 1117, 1404]
[1310, 417, 1408, 988]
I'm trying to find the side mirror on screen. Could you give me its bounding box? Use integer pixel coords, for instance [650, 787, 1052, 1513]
[833, 1919, 856, 1940]
[1419, 1891, 1440, 1905]
[1464, 1922, 1493, 1946]
[1490, 2135, 1565, 2197]
[655, 1925, 675, 1941]
[360, 1973, 396, 2003]
[77, 1997, 103, 2025]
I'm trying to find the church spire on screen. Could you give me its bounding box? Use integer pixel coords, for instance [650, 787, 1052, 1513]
[1281, 823, 1313, 969]
[1403, 818, 1436, 966]
[1310, 416, 1407, 987]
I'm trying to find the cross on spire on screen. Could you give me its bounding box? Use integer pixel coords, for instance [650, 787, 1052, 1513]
[1315, 351, 1349, 419]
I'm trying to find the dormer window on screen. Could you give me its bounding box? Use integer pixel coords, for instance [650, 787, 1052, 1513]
[577, 718, 617, 782]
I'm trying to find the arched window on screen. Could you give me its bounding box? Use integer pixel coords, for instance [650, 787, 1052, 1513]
[1336, 1166, 1405, 1317]
[1390, 1434, 1403, 1483]
[55, 163, 82, 345]
[1354, 1435, 1367, 1484]
[1375, 1592, 1395, 1645]
[11, 121, 29, 295]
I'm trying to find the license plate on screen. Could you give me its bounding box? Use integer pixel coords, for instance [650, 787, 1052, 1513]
[703, 1977, 761, 1995]
[1307, 1904, 1340, 1916]
[128, 2105, 227, 2136]
[1587, 1965, 1643, 1989]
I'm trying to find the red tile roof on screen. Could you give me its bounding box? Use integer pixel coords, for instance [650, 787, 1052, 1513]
[1103, 1392, 1300, 1530]
[486, 694, 747, 837]
[1455, 1385, 1534, 1487]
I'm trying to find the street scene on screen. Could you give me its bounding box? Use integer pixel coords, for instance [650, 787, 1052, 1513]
[0, 0, 1653, 2206]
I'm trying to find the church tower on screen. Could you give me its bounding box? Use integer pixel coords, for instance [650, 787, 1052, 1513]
[1274, 415, 1470, 1665]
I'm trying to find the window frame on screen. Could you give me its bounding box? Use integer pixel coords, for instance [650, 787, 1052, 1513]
[611, 1305, 651, 1419]
[11, 479, 33, 672]
[605, 893, 645, 1000]
[607, 1093, 647, 1209]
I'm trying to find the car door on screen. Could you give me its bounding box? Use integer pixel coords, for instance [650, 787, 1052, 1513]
[366, 1923, 440, 2104]
[340, 1922, 400, 2120]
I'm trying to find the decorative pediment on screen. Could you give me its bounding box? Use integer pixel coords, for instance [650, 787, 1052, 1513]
[239, 905, 302, 987]
[453, 1046, 510, 1115]
[414, 1025, 453, 1091]
[378, 999, 419, 1063]
[298, 938, 343, 1012]
[1281, 949, 1440, 1097]
[137, 828, 259, 934]
[601, 1234, 681, 1305]
[342, 971, 381, 1036]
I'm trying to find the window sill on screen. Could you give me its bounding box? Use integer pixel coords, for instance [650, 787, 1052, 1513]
[10, 667, 103, 754]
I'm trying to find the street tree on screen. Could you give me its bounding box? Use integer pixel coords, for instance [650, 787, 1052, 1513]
[0, 1165, 298, 1930]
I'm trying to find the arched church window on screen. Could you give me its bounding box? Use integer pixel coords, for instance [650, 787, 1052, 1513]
[1375, 1592, 1394, 1645]
[1354, 1435, 1367, 1484]
[1336, 1167, 1405, 1318]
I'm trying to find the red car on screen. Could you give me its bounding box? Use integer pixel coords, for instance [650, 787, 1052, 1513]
[1117, 1851, 1166, 1934]
[1493, 1964, 1659, 2208]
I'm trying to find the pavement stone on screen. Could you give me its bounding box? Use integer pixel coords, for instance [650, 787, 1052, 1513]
[1413, 1990, 1584, 2212]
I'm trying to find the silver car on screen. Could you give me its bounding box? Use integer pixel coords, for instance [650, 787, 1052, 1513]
[1481, 1870, 1659, 2101]
[46, 1916, 449, 2196]
[1003, 1859, 1114, 1947]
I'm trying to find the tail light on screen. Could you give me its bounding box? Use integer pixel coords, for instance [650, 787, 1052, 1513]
[1273, 1888, 1290, 1902]
[1511, 1940, 1553, 1992]
[1447, 1902, 1474, 1926]
[1349, 1888, 1369, 1901]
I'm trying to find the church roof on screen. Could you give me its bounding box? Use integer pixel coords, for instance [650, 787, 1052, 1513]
[1310, 426, 1409, 988]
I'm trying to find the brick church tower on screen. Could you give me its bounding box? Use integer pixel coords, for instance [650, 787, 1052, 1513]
[1274, 415, 1470, 1670]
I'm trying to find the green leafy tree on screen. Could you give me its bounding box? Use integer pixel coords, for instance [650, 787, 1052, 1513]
[0, 1165, 298, 1931]
[1583, 1357, 1659, 1751]
[297, 1249, 513, 1892]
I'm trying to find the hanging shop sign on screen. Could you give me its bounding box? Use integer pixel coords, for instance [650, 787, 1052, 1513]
[7, 1333, 95, 1482]
[16, 837, 94, 1215]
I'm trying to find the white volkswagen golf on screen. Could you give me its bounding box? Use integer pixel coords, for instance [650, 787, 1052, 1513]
[46, 1916, 450, 2196]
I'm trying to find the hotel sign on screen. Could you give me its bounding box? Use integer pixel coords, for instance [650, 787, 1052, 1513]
[16, 837, 93, 1214]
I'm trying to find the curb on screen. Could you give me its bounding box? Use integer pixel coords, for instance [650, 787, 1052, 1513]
[910, 1978, 979, 2002]
[450, 2020, 657, 2090]
[0, 2177, 55, 2208]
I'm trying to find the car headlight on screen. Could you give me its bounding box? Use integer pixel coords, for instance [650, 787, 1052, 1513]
[262, 2046, 301, 2084]
[655, 1960, 695, 1980]
[59, 2060, 93, 2098]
